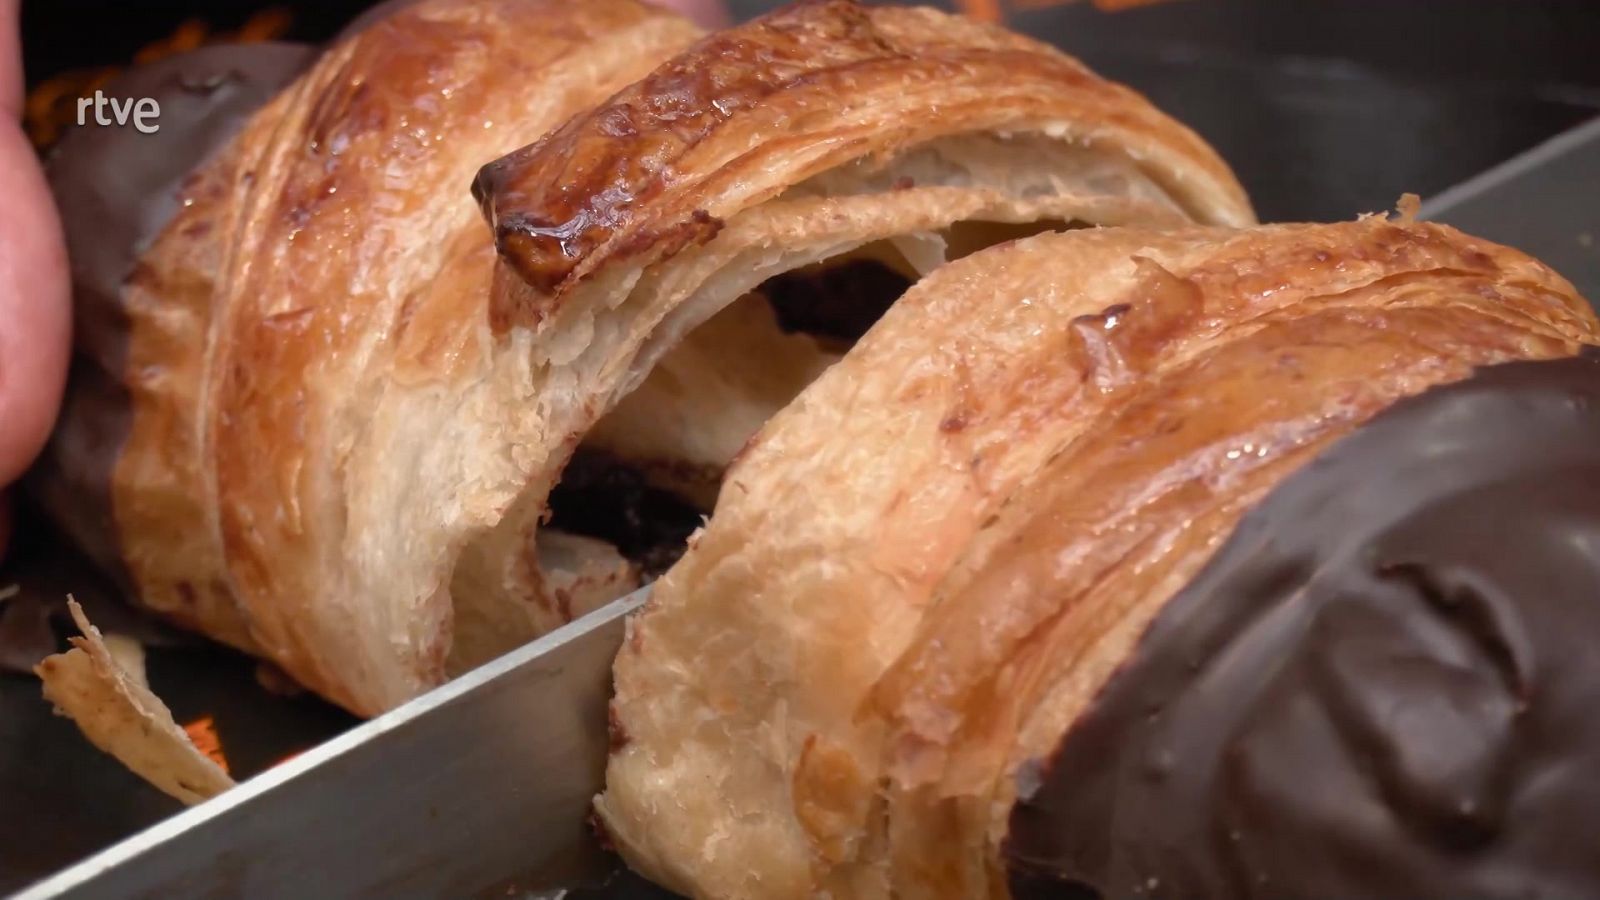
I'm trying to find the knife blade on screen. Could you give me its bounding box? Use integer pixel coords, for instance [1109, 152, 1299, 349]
[16, 588, 648, 900]
[1421, 115, 1600, 300]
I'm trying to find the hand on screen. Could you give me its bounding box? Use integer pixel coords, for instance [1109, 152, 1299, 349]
[0, 0, 72, 561]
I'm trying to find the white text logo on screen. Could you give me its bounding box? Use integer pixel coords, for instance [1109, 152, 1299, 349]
[76, 91, 161, 134]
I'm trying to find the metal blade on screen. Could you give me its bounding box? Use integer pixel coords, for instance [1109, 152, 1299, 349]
[17, 588, 649, 900]
[1421, 116, 1600, 300]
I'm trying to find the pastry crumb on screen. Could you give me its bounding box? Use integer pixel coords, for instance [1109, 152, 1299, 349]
[1395, 193, 1421, 223]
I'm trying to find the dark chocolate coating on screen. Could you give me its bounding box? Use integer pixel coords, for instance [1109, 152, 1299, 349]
[1007, 347, 1600, 899]
[45, 42, 316, 319]
[32, 43, 314, 584]
[43, 0, 432, 314]
[30, 3, 447, 602]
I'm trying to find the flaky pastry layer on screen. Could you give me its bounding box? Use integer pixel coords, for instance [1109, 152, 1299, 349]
[600, 215, 1599, 898]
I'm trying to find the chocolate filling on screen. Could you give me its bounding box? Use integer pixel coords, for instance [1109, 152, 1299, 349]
[575, 230, 1065, 586]
[761, 258, 914, 344]
[567, 256, 918, 573]
[546, 449, 706, 580]
[1006, 347, 1600, 898]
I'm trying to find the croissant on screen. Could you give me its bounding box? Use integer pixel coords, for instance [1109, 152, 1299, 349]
[35, 0, 705, 716]
[36, 0, 1251, 717]
[598, 215, 1600, 898]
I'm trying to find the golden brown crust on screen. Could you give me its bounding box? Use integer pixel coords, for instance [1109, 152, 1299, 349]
[867, 301, 1578, 897]
[442, 0, 1253, 690]
[599, 216, 1598, 898]
[42, 0, 1249, 719]
[202, 0, 702, 712]
[35, 0, 704, 714]
[476, 0, 1252, 329]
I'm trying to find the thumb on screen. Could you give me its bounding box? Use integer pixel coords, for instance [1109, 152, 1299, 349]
[0, 0, 71, 490]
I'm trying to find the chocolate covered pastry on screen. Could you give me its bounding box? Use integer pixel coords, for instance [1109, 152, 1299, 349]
[1005, 345, 1600, 899]
[599, 216, 1600, 898]
[35, 0, 1249, 721]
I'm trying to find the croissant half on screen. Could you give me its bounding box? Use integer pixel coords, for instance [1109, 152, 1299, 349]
[598, 216, 1600, 898]
[37, 0, 1250, 716]
[465, 0, 1251, 702]
[36, 0, 706, 715]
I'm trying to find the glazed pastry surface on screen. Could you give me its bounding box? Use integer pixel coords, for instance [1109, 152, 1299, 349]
[599, 216, 1599, 898]
[38, 0, 1250, 715]
[37, 0, 706, 714]
[467, 0, 1253, 728]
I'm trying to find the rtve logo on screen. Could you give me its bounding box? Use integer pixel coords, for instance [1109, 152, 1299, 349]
[76, 91, 162, 134]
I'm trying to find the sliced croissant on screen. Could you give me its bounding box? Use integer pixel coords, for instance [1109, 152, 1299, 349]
[465, 0, 1253, 690]
[36, 0, 705, 715]
[598, 215, 1600, 898]
[38, 0, 1248, 717]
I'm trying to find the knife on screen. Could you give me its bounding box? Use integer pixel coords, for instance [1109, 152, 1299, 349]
[16, 589, 648, 900]
[19, 116, 1600, 900]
